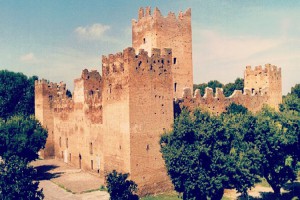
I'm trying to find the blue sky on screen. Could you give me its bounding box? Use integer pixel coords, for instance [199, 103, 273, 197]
[0, 0, 299, 94]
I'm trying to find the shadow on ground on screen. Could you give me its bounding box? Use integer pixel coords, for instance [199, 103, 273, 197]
[237, 182, 300, 200]
[35, 164, 63, 180]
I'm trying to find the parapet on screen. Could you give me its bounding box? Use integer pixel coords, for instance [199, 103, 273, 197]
[178, 86, 270, 114]
[245, 63, 281, 76]
[132, 7, 191, 24]
[81, 69, 102, 81]
[102, 47, 172, 76]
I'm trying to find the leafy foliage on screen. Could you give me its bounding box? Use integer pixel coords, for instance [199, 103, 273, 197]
[280, 83, 300, 113]
[106, 170, 139, 200]
[291, 84, 300, 99]
[0, 70, 38, 119]
[221, 112, 261, 195]
[223, 78, 244, 97]
[160, 109, 261, 199]
[254, 107, 300, 195]
[0, 156, 44, 200]
[0, 115, 47, 163]
[225, 103, 248, 114]
[193, 78, 244, 97]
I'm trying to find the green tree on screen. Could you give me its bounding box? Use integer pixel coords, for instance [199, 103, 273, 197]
[0, 156, 44, 200]
[280, 94, 300, 112]
[106, 170, 138, 200]
[223, 78, 244, 97]
[254, 107, 300, 196]
[0, 115, 47, 163]
[160, 109, 260, 199]
[193, 83, 207, 96]
[221, 112, 261, 196]
[0, 70, 38, 119]
[225, 103, 248, 114]
[291, 84, 300, 98]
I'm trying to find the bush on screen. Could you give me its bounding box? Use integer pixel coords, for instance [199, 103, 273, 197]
[0, 156, 43, 200]
[106, 170, 138, 200]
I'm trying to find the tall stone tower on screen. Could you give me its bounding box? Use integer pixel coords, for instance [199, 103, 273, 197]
[35, 80, 56, 158]
[132, 7, 193, 98]
[244, 63, 282, 110]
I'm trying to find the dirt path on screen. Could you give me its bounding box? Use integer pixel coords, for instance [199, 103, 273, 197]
[32, 159, 109, 200]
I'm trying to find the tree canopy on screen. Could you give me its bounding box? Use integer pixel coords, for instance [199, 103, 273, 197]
[0, 156, 44, 200]
[0, 115, 47, 163]
[160, 109, 261, 199]
[255, 107, 300, 196]
[106, 170, 138, 200]
[291, 84, 300, 99]
[161, 101, 300, 199]
[0, 70, 37, 119]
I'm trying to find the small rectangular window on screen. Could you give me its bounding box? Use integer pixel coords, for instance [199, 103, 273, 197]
[90, 142, 93, 155]
[173, 58, 177, 64]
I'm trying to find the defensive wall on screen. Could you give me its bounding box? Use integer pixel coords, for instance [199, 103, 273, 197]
[177, 64, 282, 114]
[35, 47, 174, 195]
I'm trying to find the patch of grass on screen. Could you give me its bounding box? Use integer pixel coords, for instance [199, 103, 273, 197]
[221, 197, 231, 200]
[56, 183, 74, 194]
[141, 192, 181, 200]
[100, 185, 107, 191]
[82, 188, 100, 193]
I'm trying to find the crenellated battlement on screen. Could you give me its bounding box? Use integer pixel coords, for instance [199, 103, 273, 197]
[245, 63, 281, 77]
[133, 7, 191, 24]
[35, 79, 68, 102]
[178, 86, 270, 114]
[102, 47, 172, 77]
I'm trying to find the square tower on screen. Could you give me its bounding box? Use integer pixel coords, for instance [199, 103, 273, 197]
[132, 7, 193, 98]
[244, 64, 282, 110]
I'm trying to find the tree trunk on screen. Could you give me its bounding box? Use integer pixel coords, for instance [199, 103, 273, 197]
[211, 188, 224, 200]
[265, 176, 281, 198]
[272, 185, 281, 198]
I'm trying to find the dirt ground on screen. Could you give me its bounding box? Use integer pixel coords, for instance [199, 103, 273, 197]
[31, 159, 109, 200]
[32, 159, 300, 200]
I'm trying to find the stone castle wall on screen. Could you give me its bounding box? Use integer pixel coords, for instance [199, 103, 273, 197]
[35, 47, 175, 195]
[177, 64, 282, 114]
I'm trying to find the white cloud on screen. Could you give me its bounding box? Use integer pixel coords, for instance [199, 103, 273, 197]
[20, 53, 38, 63]
[74, 23, 110, 40]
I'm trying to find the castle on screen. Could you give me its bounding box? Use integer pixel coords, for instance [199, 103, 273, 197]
[35, 7, 282, 195]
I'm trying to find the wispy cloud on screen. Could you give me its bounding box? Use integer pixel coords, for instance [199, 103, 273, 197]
[20, 53, 38, 63]
[194, 29, 284, 64]
[74, 23, 110, 40]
